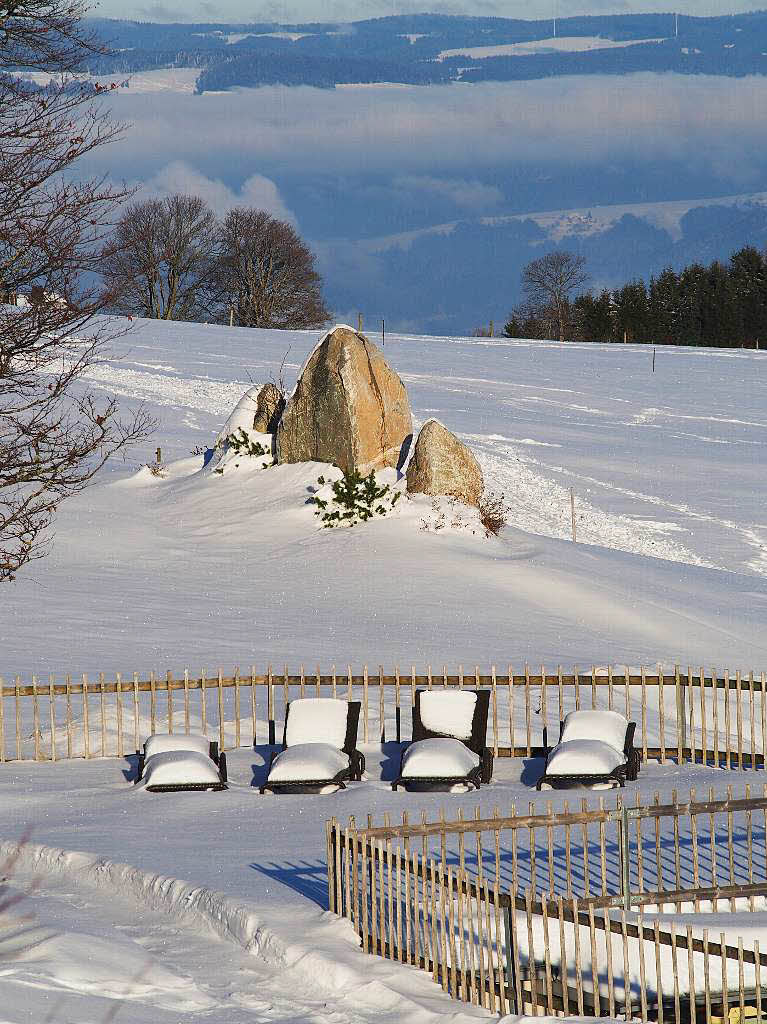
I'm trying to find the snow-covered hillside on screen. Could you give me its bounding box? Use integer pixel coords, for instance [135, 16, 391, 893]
[3, 318, 767, 678]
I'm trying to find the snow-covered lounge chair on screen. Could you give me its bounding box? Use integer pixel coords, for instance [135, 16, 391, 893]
[136, 733, 227, 792]
[392, 689, 493, 792]
[260, 698, 364, 794]
[536, 709, 640, 790]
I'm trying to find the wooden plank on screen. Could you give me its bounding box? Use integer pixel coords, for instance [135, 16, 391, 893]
[149, 670, 157, 736]
[0, 677, 5, 762]
[32, 676, 40, 761]
[218, 668, 225, 751]
[82, 674, 90, 759]
[66, 674, 73, 759]
[234, 666, 241, 749]
[48, 675, 56, 762]
[166, 670, 173, 736]
[184, 669, 191, 735]
[115, 673, 123, 758]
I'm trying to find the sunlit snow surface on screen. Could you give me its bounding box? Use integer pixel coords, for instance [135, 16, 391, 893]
[0, 750, 749, 1024]
[3, 318, 767, 676]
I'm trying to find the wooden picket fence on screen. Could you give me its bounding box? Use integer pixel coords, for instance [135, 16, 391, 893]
[2, 663, 767, 766]
[326, 784, 767, 1019]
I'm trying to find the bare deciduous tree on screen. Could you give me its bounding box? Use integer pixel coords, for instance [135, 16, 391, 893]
[216, 208, 331, 330]
[521, 250, 589, 342]
[101, 194, 219, 321]
[1, 1, 153, 581]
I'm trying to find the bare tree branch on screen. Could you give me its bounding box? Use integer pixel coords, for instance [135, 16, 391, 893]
[521, 250, 589, 342]
[100, 194, 220, 321]
[215, 208, 331, 330]
[0, 1, 153, 582]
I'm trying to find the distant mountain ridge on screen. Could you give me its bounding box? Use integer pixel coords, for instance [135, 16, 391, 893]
[73, 12, 767, 90]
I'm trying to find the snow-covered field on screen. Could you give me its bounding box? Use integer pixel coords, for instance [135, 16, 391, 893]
[3, 317, 767, 1021]
[437, 36, 667, 60]
[0, 747, 743, 1023]
[3, 318, 766, 679]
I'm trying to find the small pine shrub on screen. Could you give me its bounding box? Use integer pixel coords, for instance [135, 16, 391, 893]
[310, 469, 401, 528]
[224, 428, 272, 460]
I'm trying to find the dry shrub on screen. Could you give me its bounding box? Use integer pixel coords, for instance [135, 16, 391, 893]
[479, 492, 509, 536]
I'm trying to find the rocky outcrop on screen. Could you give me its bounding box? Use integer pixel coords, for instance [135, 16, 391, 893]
[405, 419, 484, 507]
[252, 383, 285, 434]
[276, 325, 412, 474]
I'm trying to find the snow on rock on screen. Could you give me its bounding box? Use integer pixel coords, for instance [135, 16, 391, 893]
[214, 384, 261, 446]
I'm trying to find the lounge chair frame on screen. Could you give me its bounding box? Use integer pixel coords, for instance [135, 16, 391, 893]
[260, 700, 365, 793]
[392, 689, 493, 791]
[536, 717, 640, 790]
[136, 739, 228, 792]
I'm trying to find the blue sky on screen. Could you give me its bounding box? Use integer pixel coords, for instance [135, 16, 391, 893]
[98, 2, 760, 24]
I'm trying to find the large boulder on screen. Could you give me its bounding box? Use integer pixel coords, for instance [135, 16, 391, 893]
[406, 419, 484, 507]
[276, 325, 412, 474]
[252, 383, 285, 434]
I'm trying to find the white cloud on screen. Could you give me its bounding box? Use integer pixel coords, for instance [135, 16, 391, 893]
[99, 75, 767, 187]
[394, 174, 504, 211]
[137, 160, 296, 223]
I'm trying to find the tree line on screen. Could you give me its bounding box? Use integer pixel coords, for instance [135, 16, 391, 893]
[504, 247, 767, 348]
[101, 197, 331, 330]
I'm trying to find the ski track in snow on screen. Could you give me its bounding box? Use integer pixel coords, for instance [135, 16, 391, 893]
[82, 364, 251, 417]
[471, 441, 717, 569]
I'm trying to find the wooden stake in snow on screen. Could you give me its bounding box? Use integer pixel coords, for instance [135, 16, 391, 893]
[570, 487, 577, 542]
[382, 318, 385, 346]
[652, 347, 656, 373]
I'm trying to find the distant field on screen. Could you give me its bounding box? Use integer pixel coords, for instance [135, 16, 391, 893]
[437, 35, 667, 59]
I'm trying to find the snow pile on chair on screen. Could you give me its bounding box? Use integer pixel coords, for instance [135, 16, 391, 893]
[538, 708, 640, 790]
[393, 688, 493, 791]
[137, 732, 227, 792]
[261, 698, 364, 793]
[142, 749, 223, 789]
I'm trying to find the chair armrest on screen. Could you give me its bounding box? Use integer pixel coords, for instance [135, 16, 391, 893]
[350, 749, 365, 781]
[624, 722, 637, 757]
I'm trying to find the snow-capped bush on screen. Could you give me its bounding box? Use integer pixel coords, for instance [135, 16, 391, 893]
[223, 427, 272, 461]
[309, 469, 401, 528]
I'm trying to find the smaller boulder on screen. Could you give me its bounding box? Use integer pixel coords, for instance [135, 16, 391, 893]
[253, 383, 285, 434]
[406, 419, 484, 507]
